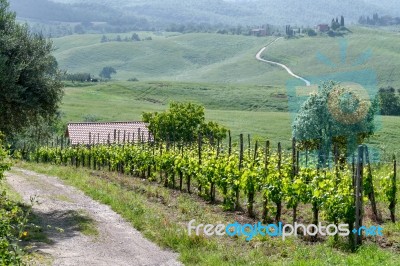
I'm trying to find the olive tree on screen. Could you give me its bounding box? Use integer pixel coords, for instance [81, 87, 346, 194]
[0, 0, 63, 140]
[293, 81, 377, 167]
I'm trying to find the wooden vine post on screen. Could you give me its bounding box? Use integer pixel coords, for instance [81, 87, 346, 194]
[354, 145, 364, 247]
[247, 140, 258, 217]
[197, 134, 202, 195]
[276, 142, 282, 223]
[179, 144, 184, 192]
[390, 156, 397, 223]
[291, 137, 297, 224]
[262, 140, 270, 224]
[364, 146, 379, 221]
[236, 133, 244, 210]
[228, 130, 232, 156]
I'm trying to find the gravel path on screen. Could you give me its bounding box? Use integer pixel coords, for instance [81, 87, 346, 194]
[256, 37, 311, 86]
[6, 168, 182, 266]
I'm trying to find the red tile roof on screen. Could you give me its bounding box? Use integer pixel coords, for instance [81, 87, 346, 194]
[66, 122, 152, 145]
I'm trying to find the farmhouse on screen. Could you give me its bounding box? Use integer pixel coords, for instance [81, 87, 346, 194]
[316, 24, 330, 32]
[66, 121, 152, 145]
[251, 28, 267, 37]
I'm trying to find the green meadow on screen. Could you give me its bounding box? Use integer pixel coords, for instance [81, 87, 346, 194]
[61, 81, 400, 158]
[54, 27, 400, 156]
[53, 27, 400, 88]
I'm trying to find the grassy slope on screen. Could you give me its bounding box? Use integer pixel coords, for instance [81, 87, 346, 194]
[52, 32, 289, 86]
[53, 28, 400, 88]
[61, 81, 292, 146]
[61, 81, 400, 157]
[262, 27, 400, 88]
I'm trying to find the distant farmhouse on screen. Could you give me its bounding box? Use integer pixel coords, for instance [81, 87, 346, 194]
[66, 121, 152, 145]
[250, 24, 271, 37]
[316, 24, 330, 32]
[251, 28, 267, 37]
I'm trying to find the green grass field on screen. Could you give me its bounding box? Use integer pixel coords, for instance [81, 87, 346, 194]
[262, 27, 400, 88]
[61, 81, 400, 157]
[53, 32, 292, 86]
[52, 28, 400, 88]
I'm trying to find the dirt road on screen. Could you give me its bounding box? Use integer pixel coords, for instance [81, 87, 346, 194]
[256, 37, 311, 86]
[6, 168, 181, 266]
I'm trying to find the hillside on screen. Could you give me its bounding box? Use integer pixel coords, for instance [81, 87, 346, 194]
[10, 0, 400, 26]
[52, 33, 290, 86]
[60, 81, 400, 157]
[52, 28, 400, 88]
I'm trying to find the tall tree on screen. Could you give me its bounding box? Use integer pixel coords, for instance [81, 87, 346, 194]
[293, 81, 377, 167]
[0, 0, 63, 138]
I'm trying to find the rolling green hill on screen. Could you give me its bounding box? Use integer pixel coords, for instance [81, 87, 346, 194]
[262, 27, 400, 88]
[52, 28, 400, 88]
[53, 33, 290, 86]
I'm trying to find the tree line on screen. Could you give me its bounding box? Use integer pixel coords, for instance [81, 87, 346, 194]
[359, 13, 400, 26]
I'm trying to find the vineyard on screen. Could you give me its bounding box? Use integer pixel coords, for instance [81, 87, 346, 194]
[26, 133, 397, 250]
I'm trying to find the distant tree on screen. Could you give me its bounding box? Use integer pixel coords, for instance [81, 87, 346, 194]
[62, 73, 92, 82]
[377, 87, 400, 115]
[331, 18, 340, 30]
[340, 16, 345, 27]
[285, 25, 293, 37]
[131, 33, 141, 41]
[99, 66, 116, 79]
[116, 35, 122, 42]
[142, 102, 227, 143]
[101, 35, 108, 43]
[373, 13, 379, 22]
[307, 28, 317, 36]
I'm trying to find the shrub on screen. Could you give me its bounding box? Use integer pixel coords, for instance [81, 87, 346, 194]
[0, 136, 29, 265]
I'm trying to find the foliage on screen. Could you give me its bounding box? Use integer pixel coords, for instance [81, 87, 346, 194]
[29, 141, 363, 226]
[359, 12, 400, 26]
[307, 28, 317, 36]
[62, 72, 93, 82]
[99, 66, 116, 79]
[377, 87, 400, 115]
[0, 0, 63, 139]
[142, 102, 227, 143]
[131, 33, 141, 42]
[0, 135, 28, 265]
[293, 81, 377, 166]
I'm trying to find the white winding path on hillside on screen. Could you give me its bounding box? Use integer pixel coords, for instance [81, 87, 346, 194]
[256, 37, 311, 86]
